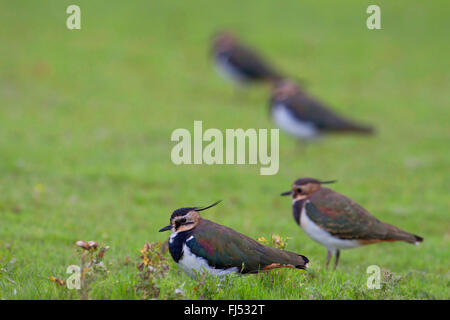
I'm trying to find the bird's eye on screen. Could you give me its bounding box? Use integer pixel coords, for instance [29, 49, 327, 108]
[179, 218, 186, 224]
[296, 188, 303, 193]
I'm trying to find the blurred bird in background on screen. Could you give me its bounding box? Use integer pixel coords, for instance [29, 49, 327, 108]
[211, 31, 283, 87]
[270, 80, 374, 140]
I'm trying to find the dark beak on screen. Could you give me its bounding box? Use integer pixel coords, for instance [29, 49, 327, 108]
[280, 191, 292, 196]
[159, 225, 171, 232]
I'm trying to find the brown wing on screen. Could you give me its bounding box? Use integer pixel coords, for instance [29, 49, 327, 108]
[283, 92, 373, 134]
[227, 43, 282, 81]
[307, 188, 421, 243]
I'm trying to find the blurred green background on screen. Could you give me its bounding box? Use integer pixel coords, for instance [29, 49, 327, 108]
[0, 0, 448, 299]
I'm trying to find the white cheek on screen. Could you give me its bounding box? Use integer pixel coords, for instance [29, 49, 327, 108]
[169, 232, 177, 244]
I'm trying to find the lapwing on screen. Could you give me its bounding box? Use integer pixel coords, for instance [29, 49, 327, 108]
[212, 31, 283, 87]
[271, 80, 374, 140]
[281, 178, 423, 269]
[159, 201, 309, 277]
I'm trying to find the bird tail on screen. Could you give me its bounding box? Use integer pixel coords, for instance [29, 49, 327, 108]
[283, 251, 309, 270]
[338, 123, 374, 134]
[260, 246, 309, 270]
[409, 234, 424, 245]
[385, 224, 424, 245]
[397, 233, 424, 245]
[294, 253, 309, 269]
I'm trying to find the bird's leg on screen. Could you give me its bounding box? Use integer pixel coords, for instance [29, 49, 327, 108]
[334, 250, 340, 270]
[325, 250, 332, 269]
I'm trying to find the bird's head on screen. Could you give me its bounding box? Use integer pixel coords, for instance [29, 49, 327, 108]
[281, 178, 336, 200]
[212, 31, 237, 52]
[271, 79, 300, 100]
[159, 201, 221, 233]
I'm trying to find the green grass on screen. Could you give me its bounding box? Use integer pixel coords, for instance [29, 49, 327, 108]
[0, 0, 449, 299]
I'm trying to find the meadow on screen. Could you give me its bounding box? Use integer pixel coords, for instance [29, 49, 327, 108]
[0, 0, 449, 299]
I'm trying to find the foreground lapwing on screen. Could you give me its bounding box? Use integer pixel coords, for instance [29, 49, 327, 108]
[212, 31, 283, 86]
[271, 80, 374, 140]
[281, 178, 423, 269]
[159, 201, 309, 277]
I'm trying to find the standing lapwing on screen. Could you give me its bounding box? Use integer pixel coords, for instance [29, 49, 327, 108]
[159, 201, 309, 277]
[281, 178, 423, 269]
[271, 80, 374, 140]
[212, 31, 283, 87]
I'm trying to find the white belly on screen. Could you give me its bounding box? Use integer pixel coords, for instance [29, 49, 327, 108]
[177, 236, 239, 278]
[299, 203, 360, 253]
[272, 104, 319, 139]
[215, 57, 246, 85]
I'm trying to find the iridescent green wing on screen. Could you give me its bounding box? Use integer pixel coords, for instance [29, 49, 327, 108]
[187, 219, 307, 273]
[307, 188, 391, 240]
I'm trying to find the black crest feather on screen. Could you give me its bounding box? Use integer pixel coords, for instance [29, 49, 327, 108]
[170, 201, 221, 220]
[195, 200, 222, 212]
